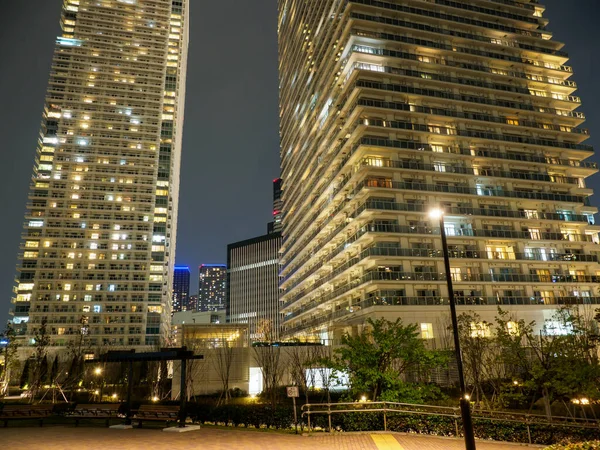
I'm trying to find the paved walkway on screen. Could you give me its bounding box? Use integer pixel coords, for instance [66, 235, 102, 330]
[0, 426, 545, 449]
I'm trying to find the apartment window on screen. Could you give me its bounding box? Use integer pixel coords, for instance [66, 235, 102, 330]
[470, 322, 491, 338]
[529, 228, 541, 240]
[545, 320, 572, 336]
[421, 323, 434, 340]
[506, 321, 519, 336]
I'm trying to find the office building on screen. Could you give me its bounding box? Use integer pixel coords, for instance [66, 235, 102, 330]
[277, 0, 600, 342]
[172, 266, 191, 313]
[227, 232, 282, 341]
[198, 264, 227, 312]
[10, 0, 189, 348]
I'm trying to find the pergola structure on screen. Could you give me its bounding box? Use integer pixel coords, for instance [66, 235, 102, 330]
[86, 347, 203, 428]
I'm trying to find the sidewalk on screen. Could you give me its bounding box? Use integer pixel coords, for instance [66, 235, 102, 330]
[0, 426, 546, 449]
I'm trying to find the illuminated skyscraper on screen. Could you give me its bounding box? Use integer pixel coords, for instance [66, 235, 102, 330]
[278, 0, 600, 342]
[10, 0, 189, 348]
[198, 264, 227, 312]
[172, 266, 191, 313]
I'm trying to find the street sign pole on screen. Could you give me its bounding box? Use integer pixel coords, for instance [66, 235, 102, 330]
[292, 396, 297, 434]
[287, 386, 300, 434]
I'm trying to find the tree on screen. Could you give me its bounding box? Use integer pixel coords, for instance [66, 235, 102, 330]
[49, 356, 59, 385]
[64, 316, 91, 393]
[19, 358, 31, 390]
[30, 317, 50, 399]
[212, 333, 236, 406]
[0, 323, 19, 397]
[334, 317, 446, 402]
[288, 344, 324, 405]
[456, 312, 496, 408]
[253, 319, 284, 408]
[39, 355, 49, 386]
[494, 307, 600, 418]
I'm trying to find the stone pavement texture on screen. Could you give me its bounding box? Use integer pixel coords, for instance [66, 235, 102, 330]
[0, 427, 545, 449]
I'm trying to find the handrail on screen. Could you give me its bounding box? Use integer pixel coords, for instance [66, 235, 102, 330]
[300, 401, 600, 442]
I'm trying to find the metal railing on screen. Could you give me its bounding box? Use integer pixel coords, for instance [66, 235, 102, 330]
[301, 401, 600, 444]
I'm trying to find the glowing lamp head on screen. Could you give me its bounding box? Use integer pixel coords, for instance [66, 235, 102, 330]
[464, 394, 471, 401]
[428, 208, 444, 220]
[112, 393, 118, 399]
[360, 395, 367, 402]
[94, 367, 102, 375]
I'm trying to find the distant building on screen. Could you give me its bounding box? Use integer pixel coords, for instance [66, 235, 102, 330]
[198, 264, 227, 312]
[172, 266, 191, 313]
[187, 295, 198, 312]
[272, 178, 283, 233]
[172, 309, 226, 326]
[227, 232, 282, 341]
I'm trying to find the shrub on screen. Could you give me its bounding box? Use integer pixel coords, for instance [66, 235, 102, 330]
[187, 402, 294, 429]
[544, 442, 600, 450]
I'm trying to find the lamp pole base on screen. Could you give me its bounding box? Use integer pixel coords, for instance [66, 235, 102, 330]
[460, 398, 477, 450]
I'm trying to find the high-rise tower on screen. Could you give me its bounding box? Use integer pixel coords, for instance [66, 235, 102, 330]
[198, 264, 227, 312]
[278, 0, 600, 342]
[11, 0, 189, 349]
[172, 266, 191, 313]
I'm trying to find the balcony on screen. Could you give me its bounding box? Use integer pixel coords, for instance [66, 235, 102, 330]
[282, 294, 600, 334]
[363, 179, 589, 205]
[361, 157, 581, 185]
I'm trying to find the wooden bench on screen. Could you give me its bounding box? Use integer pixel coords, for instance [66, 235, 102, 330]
[0, 404, 55, 427]
[68, 404, 121, 427]
[134, 405, 180, 427]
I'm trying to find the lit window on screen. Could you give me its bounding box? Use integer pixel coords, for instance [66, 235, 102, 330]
[507, 321, 519, 335]
[470, 322, 491, 338]
[421, 323, 434, 340]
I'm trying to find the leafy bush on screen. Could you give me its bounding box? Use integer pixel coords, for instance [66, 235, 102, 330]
[187, 403, 294, 429]
[544, 442, 600, 450]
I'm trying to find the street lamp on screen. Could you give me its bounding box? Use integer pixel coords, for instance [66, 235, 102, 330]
[94, 367, 102, 376]
[429, 208, 476, 450]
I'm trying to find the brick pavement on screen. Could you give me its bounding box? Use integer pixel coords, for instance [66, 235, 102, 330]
[0, 426, 546, 449]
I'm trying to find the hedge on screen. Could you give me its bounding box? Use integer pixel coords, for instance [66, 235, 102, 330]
[304, 410, 600, 445]
[544, 443, 600, 450]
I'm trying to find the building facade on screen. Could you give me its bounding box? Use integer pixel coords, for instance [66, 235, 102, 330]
[272, 178, 283, 233]
[277, 0, 600, 342]
[227, 232, 283, 341]
[198, 264, 227, 312]
[10, 0, 189, 348]
[187, 294, 198, 312]
[172, 266, 191, 313]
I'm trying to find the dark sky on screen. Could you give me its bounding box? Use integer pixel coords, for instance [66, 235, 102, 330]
[0, 1, 599, 326]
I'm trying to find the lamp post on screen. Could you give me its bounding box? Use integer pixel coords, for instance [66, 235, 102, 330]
[94, 366, 104, 401]
[429, 208, 476, 450]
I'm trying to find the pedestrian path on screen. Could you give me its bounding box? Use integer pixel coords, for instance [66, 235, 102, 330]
[0, 426, 546, 449]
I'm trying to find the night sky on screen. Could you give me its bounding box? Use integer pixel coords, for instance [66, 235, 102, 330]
[0, 1, 599, 327]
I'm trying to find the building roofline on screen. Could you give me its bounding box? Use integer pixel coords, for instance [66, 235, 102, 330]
[227, 232, 282, 250]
